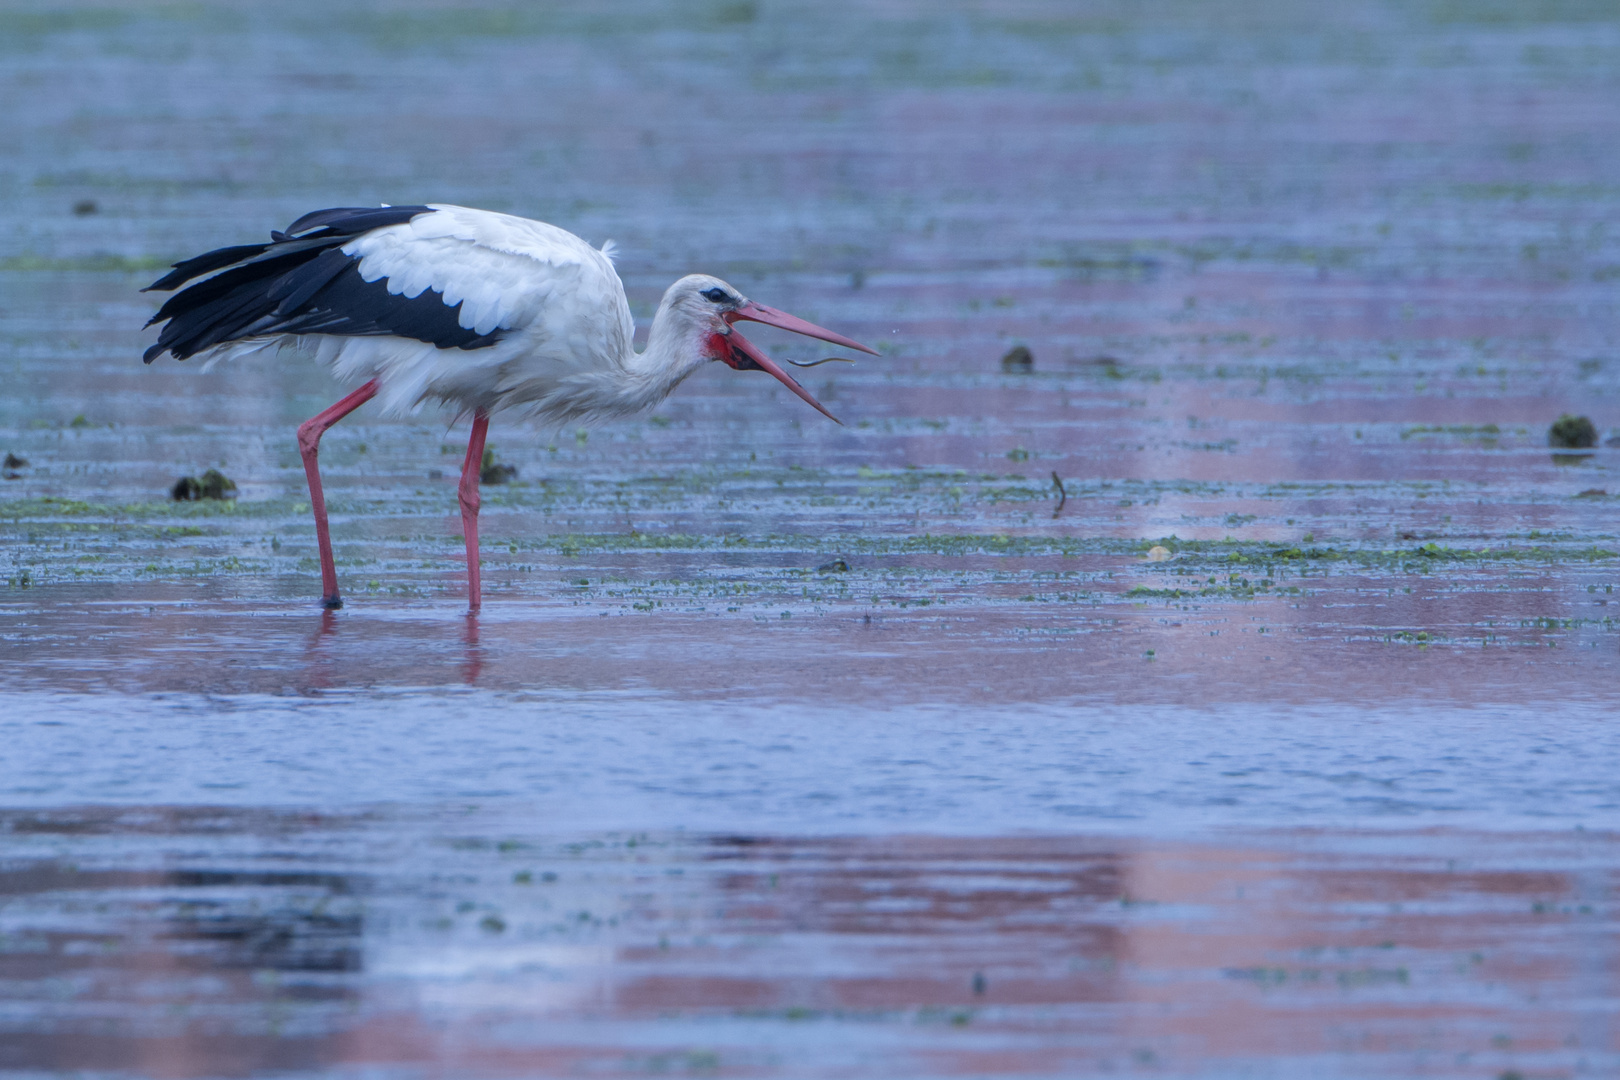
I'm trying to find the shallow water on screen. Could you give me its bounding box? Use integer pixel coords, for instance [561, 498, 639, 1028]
[2, 809, 1615, 1080]
[2, 1, 1619, 1076]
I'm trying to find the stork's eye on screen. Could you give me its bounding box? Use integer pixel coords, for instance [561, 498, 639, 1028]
[701, 287, 731, 304]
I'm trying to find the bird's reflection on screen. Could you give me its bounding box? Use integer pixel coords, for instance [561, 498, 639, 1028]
[296, 605, 487, 689]
[462, 613, 485, 685]
[295, 607, 342, 691]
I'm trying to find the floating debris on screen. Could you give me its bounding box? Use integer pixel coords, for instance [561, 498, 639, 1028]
[1000, 345, 1034, 373]
[72, 199, 98, 216]
[2, 452, 26, 480]
[480, 447, 518, 485]
[1051, 471, 1067, 516]
[1548, 414, 1597, 449]
[171, 468, 237, 501]
[1145, 545, 1172, 562]
[816, 558, 849, 573]
[1576, 488, 1607, 498]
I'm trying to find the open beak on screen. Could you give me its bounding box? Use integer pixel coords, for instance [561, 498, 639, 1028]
[722, 329, 844, 425]
[718, 302, 877, 425]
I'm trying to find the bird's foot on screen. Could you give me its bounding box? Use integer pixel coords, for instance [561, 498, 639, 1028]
[321, 594, 344, 610]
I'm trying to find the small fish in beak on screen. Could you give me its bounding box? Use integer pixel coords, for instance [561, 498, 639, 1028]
[716, 302, 878, 424]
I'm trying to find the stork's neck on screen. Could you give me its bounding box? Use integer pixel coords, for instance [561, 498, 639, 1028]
[628, 296, 713, 397]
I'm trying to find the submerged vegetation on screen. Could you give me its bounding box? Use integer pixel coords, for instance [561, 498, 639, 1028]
[3, 461, 1615, 641]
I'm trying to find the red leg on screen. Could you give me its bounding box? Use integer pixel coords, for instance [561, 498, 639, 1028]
[297, 379, 379, 608]
[458, 409, 491, 613]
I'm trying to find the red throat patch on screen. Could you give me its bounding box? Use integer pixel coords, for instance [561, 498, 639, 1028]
[709, 332, 757, 370]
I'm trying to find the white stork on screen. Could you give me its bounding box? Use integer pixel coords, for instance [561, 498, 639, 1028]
[142, 204, 876, 612]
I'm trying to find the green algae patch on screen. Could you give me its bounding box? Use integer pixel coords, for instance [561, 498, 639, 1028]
[0, 254, 170, 273]
[1148, 538, 1618, 570]
[0, 497, 102, 518]
[0, 497, 301, 523]
[519, 532, 1620, 567]
[1126, 586, 1200, 600]
[1388, 543, 1618, 565]
[1399, 423, 1502, 440]
[549, 532, 709, 556]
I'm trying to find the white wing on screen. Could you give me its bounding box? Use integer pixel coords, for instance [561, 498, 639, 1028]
[342, 204, 634, 373]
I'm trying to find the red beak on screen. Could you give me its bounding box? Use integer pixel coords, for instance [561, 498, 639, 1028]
[717, 301, 877, 425]
[726, 302, 880, 357]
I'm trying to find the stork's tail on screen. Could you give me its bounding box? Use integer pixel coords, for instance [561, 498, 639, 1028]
[141, 206, 440, 363]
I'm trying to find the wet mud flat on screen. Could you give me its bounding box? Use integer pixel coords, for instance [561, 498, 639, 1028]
[4, 1, 1620, 1077]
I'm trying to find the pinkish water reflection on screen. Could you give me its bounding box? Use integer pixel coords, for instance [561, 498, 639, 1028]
[4, 1, 1620, 1076]
[1, 577, 1617, 706]
[0, 813, 1614, 1079]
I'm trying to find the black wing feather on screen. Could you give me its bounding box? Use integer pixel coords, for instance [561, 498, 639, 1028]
[144, 243, 274, 292]
[141, 205, 505, 363]
[144, 242, 345, 327]
[284, 206, 436, 237]
[246, 264, 497, 349]
[268, 246, 354, 314]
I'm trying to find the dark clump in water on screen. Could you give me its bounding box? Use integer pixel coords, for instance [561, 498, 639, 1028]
[72, 199, 98, 216]
[1000, 345, 1034, 373]
[171, 468, 237, 501]
[816, 558, 850, 572]
[480, 447, 518, 485]
[1548, 414, 1597, 449]
[2, 452, 26, 479]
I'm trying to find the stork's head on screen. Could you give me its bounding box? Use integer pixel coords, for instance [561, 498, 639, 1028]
[662, 274, 877, 425]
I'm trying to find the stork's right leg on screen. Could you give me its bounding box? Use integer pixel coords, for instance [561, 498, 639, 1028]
[297, 379, 379, 608]
[457, 409, 491, 614]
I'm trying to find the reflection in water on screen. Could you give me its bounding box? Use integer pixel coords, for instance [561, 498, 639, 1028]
[0, 809, 366, 1076]
[299, 607, 487, 690]
[0, 810, 1613, 1078]
[300, 608, 342, 692]
[163, 870, 363, 975]
[461, 614, 484, 686]
[4, 579, 1617, 705]
[3, 1, 1619, 1076]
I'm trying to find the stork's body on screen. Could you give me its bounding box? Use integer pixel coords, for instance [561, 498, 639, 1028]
[143, 204, 874, 612]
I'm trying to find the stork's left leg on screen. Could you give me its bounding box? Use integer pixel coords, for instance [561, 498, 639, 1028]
[457, 409, 491, 613]
[297, 378, 379, 609]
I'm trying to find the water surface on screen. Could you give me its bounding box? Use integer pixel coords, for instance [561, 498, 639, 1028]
[2, 1, 1618, 1076]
